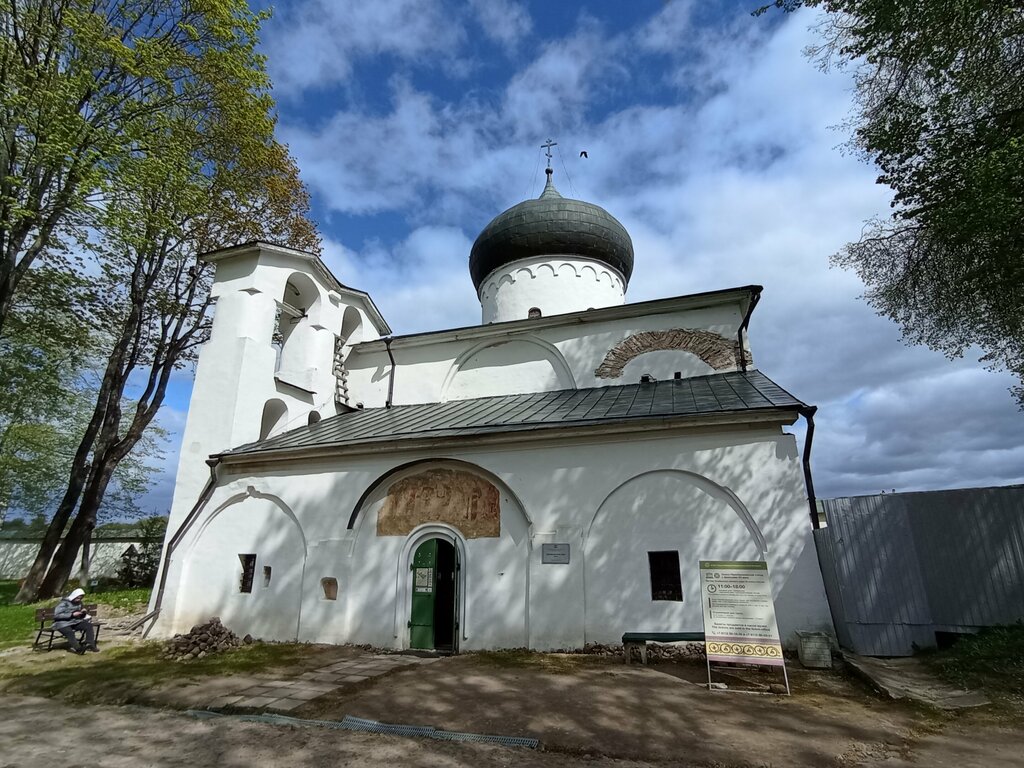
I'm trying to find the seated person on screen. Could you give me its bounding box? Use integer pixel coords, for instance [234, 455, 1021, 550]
[53, 587, 99, 654]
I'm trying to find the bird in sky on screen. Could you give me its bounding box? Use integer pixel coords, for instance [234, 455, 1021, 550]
[580, 150, 588, 158]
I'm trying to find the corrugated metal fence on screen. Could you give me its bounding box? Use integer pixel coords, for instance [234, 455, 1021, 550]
[815, 485, 1024, 656]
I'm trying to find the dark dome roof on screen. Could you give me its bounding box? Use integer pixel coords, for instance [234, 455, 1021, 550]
[469, 171, 634, 290]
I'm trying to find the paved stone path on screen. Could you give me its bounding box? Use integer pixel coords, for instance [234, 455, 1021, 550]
[209, 654, 441, 711]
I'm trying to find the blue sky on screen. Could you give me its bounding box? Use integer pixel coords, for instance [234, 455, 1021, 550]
[144, 0, 1023, 514]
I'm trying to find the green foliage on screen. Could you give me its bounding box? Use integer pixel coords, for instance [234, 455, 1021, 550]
[0, 579, 19, 604]
[758, 1, 1024, 406]
[0, 0, 275, 333]
[0, 601, 35, 649]
[116, 516, 166, 587]
[0, 267, 97, 524]
[5, 1, 319, 602]
[924, 624, 1024, 696]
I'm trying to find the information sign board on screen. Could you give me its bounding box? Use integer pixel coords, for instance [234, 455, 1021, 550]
[699, 560, 784, 667]
[414, 567, 433, 593]
[541, 543, 570, 564]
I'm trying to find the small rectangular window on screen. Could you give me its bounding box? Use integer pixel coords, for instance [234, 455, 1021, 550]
[321, 577, 338, 601]
[239, 554, 256, 593]
[263, 565, 272, 587]
[648, 551, 683, 601]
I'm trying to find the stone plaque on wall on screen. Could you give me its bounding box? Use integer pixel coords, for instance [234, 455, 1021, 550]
[377, 468, 501, 538]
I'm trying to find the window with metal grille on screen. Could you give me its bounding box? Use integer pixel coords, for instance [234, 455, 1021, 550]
[238, 554, 256, 593]
[648, 551, 682, 601]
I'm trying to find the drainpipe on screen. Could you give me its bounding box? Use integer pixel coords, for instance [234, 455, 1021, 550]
[799, 406, 820, 529]
[385, 336, 396, 409]
[736, 289, 761, 372]
[145, 457, 221, 637]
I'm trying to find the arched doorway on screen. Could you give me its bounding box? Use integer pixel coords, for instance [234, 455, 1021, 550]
[409, 538, 459, 652]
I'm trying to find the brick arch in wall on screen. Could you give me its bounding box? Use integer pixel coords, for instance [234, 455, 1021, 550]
[594, 329, 751, 379]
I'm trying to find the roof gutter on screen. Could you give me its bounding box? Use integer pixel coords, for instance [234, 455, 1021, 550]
[144, 458, 222, 637]
[799, 405, 820, 529]
[384, 337, 396, 409]
[736, 288, 761, 372]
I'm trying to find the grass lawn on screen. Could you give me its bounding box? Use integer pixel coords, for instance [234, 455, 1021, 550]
[1, 579, 338, 706]
[923, 624, 1024, 699]
[0, 579, 151, 650]
[0, 641, 316, 704]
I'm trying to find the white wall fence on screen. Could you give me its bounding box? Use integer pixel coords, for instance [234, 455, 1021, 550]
[815, 485, 1024, 656]
[0, 537, 159, 582]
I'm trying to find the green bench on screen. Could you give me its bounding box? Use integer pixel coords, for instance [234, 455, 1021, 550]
[622, 631, 705, 665]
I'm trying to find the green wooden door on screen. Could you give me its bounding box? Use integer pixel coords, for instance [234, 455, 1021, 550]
[409, 539, 437, 649]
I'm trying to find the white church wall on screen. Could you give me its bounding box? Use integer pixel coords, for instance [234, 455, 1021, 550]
[342, 460, 532, 650]
[153, 424, 833, 650]
[442, 338, 576, 401]
[171, 491, 307, 640]
[478, 255, 626, 324]
[582, 470, 763, 643]
[344, 298, 750, 409]
[164, 245, 381, 546]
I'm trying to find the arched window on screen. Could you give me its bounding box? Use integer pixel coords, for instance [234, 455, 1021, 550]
[308, 411, 321, 426]
[276, 273, 320, 378]
[260, 399, 288, 440]
[527, 307, 542, 319]
[340, 305, 363, 347]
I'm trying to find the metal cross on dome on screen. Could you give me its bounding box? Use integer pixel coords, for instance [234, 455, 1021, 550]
[541, 138, 557, 169]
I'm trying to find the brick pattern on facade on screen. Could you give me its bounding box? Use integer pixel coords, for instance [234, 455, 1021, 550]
[594, 329, 751, 379]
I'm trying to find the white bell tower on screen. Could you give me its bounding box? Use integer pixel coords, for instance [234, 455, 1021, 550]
[165, 242, 390, 532]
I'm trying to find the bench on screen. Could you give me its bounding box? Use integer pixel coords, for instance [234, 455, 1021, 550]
[34, 604, 102, 651]
[622, 631, 705, 665]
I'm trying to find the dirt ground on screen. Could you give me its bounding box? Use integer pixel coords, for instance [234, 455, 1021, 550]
[294, 654, 1022, 767]
[0, 694, 630, 768]
[1, 647, 1020, 767]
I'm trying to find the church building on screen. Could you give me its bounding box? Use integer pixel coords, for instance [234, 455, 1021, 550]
[149, 164, 834, 652]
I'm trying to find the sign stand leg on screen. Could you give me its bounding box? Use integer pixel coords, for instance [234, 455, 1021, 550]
[781, 661, 791, 696]
[706, 653, 713, 691]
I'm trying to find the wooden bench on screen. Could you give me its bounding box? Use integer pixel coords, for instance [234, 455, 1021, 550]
[34, 604, 102, 651]
[622, 631, 705, 665]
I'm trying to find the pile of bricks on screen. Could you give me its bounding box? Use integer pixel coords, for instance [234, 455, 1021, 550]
[582, 641, 706, 662]
[161, 617, 253, 661]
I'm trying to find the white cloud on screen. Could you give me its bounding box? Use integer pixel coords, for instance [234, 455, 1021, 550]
[635, 0, 696, 53]
[264, 0, 465, 94]
[502, 18, 626, 141]
[468, 0, 533, 52]
[322, 228, 480, 335]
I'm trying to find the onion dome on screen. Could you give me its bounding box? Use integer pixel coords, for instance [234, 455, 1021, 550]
[469, 168, 634, 291]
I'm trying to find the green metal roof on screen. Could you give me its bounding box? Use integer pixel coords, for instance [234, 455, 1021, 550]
[223, 370, 805, 460]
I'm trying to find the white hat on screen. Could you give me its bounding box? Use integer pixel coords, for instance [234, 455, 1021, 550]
[68, 588, 85, 601]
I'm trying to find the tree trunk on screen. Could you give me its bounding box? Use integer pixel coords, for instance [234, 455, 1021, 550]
[14, 460, 91, 603]
[39, 461, 115, 598]
[78, 527, 93, 585]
